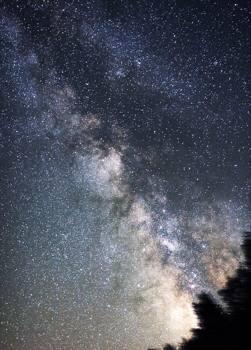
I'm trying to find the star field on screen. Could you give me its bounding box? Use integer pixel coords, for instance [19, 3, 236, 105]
[0, 1, 250, 349]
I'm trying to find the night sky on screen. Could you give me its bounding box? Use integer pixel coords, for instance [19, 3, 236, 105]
[0, 1, 250, 349]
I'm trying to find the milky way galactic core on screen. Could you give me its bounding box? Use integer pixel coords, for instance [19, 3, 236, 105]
[0, 1, 250, 349]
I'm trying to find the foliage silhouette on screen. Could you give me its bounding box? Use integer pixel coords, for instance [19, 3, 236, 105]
[149, 232, 251, 350]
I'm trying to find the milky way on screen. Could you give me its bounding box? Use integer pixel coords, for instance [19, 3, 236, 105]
[0, 2, 250, 349]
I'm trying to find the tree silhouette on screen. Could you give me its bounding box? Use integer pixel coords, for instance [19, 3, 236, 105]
[149, 232, 251, 350]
